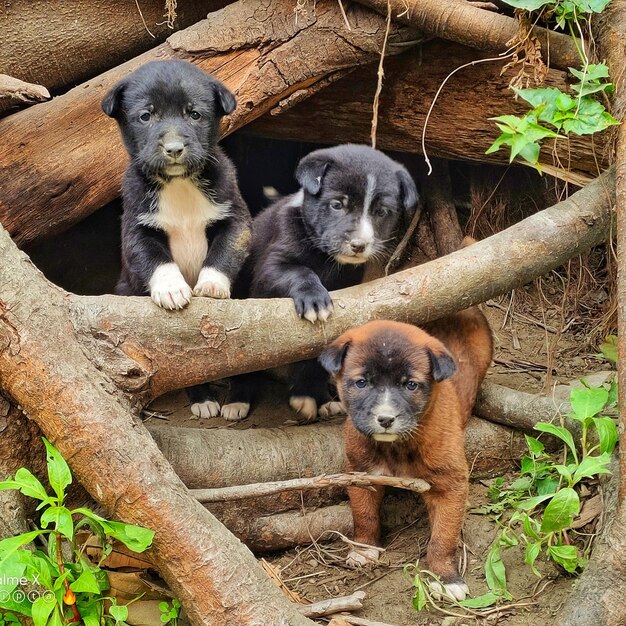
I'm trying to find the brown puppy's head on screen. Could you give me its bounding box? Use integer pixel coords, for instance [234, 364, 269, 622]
[319, 321, 456, 442]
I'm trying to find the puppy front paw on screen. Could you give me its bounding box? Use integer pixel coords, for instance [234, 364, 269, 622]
[319, 401, 346, 418]
[347, 547, 380, 568]
[190, 399, 221, 418]
[149, 263, 192, 310]
[428, 579, 469, 602]
[194, 267, 231, 299]
[220, 402, 251, 421]
[289, 395, 318, 420]
[292, 287, 333, 323]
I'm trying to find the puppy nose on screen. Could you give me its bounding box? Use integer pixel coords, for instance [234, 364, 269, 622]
[377, 414, 395, 429]
[350, 239, 367, 253]
[162, 140, 185, 159]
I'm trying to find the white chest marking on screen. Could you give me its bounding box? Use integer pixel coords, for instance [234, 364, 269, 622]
[140, 178, 230, 286]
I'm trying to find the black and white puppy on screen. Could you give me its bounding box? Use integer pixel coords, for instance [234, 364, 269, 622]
[102, 60, 252, 418]
[222, 144, 419, 421]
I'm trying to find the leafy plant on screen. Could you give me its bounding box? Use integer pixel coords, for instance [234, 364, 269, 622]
[159, 599, 181, 625]
[0, 438, 155, 626]
[487, 0, 620, 168]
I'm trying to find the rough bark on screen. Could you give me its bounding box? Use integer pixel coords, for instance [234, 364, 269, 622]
[0, 0, 419, 246]
[556, 7, 626, 625]
[0, 0, 227, 109]
[69, 169, 614, 406]
[250, 40, 609, 183]
[354, 0, 580, 71]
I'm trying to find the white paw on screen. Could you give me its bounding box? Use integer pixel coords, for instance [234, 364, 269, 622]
[302, 302, 333, 324]
[347, 547, 380, 568]
[193, 267, 231, 299]
[149, 263, 192, 310]
[220, 402, 250, 421]
[289, 396, 318, 420]
[319, 401, 346, 418]
[428, 580, 469, 602]
[190, 400, 221, 419]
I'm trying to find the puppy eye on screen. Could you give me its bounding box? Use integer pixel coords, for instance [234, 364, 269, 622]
[405, 380, 418, 391]
[190, 110, 202, 120]
[139, 111, 151, 122]
[329, 199, 343, 211]
[354, 379, 367, 388]
[374, 206, 391, 217]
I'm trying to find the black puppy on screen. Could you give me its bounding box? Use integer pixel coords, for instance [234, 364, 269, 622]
[221, 144, 419, 421]
[102, 60, 252, 419]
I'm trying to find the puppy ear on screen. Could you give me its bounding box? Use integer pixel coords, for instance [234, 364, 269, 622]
[396, 168, 419, 215]
[102, 79, 128, 119]
[296, 153, 331, 195]
[427, 346, 457, 382]
[213, 81, 236, 117]
[319, 338, 351, 376]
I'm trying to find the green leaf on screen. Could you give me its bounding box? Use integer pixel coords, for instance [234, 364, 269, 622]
[31, 594, 56, 626]
[47, 608, 63, 626]
[70, 568, 100, 594]
[548, 544, 579, 573]
[572, 453, 612, 483]
[0, 531, 44, 566]
[570, 387, 609, 420]
[40, 507, 74, 541]
[522, 513, 540, 540]
[411, 576, 428, 611]
[599, 335, 618, 364]
[109, 604, 129, 624]
[524, 541, 542, 577]
[525, 435, 545, 457]
[76, 600, 102, 626]
[534, 423, 578, 462]
[515, 493, 554, 511]
[536, 477, 559, 496]
[541, 488, 580, 533]
[607, 378, 618, 406]
[42, 439, 72, 502]
[99, 521, 154, 553]
[485, 544, 508, 596]
[593, 417, 619, 455]
[459, 591, 500, 608]
[509, 476, 532, 492]
[0, 468, 50, 502]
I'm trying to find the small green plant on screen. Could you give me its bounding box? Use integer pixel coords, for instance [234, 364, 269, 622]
[159, 599, 181, 625]
[487, 0, 620, 168]
[0, 438, 155, 626]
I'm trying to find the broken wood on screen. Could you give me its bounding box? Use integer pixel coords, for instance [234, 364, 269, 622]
[0, 0, 419, 246]
[191, 473, 431, 503]
[250, 40, 608, 182]
[0, 74, 49, 110]
[354, 0, 580, 71]
[298, 591, 366, 618]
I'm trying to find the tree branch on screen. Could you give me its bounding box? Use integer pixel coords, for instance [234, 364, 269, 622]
[69, 169, 614, 405]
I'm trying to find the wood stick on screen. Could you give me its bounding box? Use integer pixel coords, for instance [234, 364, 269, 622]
[297, 591, 366, 618]
[335, 615, 402, 626]
[191, 473, 431, 503]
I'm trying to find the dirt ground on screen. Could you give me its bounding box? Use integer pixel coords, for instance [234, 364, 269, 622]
[143, 287, 613, 625]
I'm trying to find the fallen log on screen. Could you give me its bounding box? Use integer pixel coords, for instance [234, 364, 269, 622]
[250, 40, 608, 182]
[0, 0, 419, 246]
[0, 74, 50, 110]
[70, 169, 614, 406]
[0, 0, 226, 108]
[354, 0, 580, 71]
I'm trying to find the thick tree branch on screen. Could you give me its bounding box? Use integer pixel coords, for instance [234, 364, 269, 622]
[354, 0, 580, 71]
[69, 169, 614, 405]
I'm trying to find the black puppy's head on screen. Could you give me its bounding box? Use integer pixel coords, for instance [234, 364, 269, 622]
[319, 321, 456, 442]
[295, 144, 419, 265]
[102, 60, 236, 180]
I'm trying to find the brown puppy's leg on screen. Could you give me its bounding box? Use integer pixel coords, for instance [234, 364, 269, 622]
[347, 484, 385, 567]
[421, 481, 469, 601]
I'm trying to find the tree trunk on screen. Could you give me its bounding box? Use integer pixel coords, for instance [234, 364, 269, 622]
[249, 40, 609, 183]
[0, 0, 420, 246]
[0, 0, 228, 111]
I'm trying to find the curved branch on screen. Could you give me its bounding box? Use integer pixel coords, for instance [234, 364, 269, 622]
[71, 169, 614, 404]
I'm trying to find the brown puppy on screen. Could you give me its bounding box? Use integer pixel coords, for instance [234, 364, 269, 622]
[319, 309, 492, 600]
